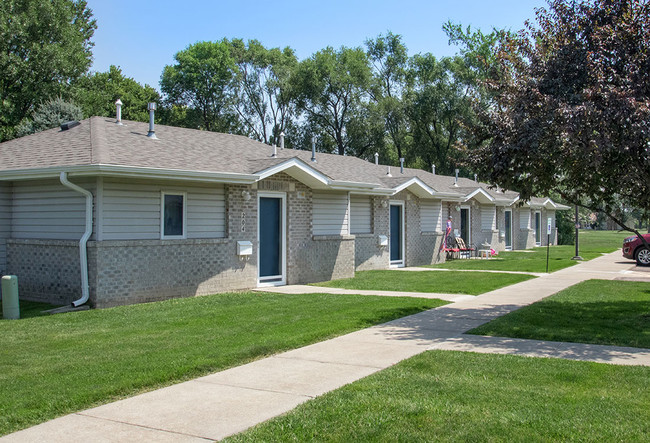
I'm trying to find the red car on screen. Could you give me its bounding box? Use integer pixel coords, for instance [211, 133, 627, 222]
[622, 233, 650, 266]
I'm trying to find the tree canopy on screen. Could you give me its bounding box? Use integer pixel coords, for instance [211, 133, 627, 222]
[160, 40, 238, 132]
[227, 39, 299, 146]
[0, 0, 96, 141]
[472, 0, 649, 240]
[293, 46, 373, 156]
[72, 65, 160, 122]
[15, 97, 83, 137]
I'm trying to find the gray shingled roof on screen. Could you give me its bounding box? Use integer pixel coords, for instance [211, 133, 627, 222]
[0, 116, 564, 207]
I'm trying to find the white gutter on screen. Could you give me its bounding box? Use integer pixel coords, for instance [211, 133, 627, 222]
[0, 165, 259, 184]
[59, 172, 92, 307]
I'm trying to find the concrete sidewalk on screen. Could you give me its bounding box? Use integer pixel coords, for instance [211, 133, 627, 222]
[254, 284, 475, 302]
[3, 253, 648, 442]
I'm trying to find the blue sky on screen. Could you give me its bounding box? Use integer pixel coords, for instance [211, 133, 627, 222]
[85, 0, 547, 90]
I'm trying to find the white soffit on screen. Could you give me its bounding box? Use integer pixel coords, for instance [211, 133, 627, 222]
[463, 188, 495, 204]
[256, 158, 330, 188]
[391, 177, 437, 198]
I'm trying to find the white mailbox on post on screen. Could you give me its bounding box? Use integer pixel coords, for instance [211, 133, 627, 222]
[237, 241, 253, 256]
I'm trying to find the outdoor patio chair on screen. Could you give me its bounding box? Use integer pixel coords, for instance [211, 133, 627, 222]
[455, 237, 475, 259]
[444, 235, 460, 259]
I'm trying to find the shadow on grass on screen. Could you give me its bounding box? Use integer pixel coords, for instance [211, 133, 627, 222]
[469, 299, 650, 349]
[1, 301, 61, 320]
[344, 301, 648, 364]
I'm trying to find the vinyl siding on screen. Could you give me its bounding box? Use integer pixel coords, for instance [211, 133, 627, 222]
[101, 180, 225, 240]
[12, 180, 93, 240]
[350, 195, 371, 234]
[0, 183, 11, 271]
[520, 209, 531, 229]
[313, 191, 349, 235]
[421, 200, 442, 232]
[481, 205, 496, 230]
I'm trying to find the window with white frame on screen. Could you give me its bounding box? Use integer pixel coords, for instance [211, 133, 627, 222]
[161, 192, 186, 239]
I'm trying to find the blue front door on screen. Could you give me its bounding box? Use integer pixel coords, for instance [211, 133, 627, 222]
[390, 204, 403, 264]
[505, 210, 512, 250]
[259, 197, 282, 280]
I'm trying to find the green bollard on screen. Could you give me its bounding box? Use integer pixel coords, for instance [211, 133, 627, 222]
[2, 275, 20, 320]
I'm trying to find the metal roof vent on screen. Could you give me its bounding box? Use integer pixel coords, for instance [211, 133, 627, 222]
[374, 152, 379, 165]
[454, 169, 459, 187]
[60, 121, 80, 131]
[400, 158, 404, 174]
[311, 136, 317, 162]
[474, 173, 478, 182]
[115, 99, 123, 125]
[386, 166, 392, 177]
[279, 132, 285, 149]
[147, 102, 157, 139]
[432, 164, 436, 175]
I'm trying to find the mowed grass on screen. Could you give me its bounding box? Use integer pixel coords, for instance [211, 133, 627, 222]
[226, 350, 650, 442]
[0, 292, 445, 436]
[469, 280, 650, 348]
[427, 229, 631, 273]
[312, 270, 535, 295]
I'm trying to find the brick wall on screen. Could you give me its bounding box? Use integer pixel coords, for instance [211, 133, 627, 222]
[515, 207, 536, 249]
[6, 239, 82, 305]
[85, 182, 260, 308]
[272, 174, 355, 283]
[354, 196, 390, 271]
[88, 238, 256, 308]
[392, 190, 445, 266]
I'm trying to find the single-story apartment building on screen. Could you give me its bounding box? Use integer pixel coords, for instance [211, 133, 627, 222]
[0, 115, 568, 308]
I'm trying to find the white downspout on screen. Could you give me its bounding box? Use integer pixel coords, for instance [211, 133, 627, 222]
[60, 172, 93, 307]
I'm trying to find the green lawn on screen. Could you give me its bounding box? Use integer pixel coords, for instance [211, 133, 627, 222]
[469, 280, 650, 348]
[226, 350, 650, 442]
[312, 270, 535, 295]
[0, 292, 445, 437]
[426, 229, 631, 273]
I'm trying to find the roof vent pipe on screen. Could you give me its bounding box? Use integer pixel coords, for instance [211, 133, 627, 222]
[374, 152, 379, 165]
[272, 143, 277, 158]
[432, 164, 436, 175]
[387, 166, 392, 177]
[311, 136, 317, 162]
[454, 169, 459, 187]
[474, 173, 478, 182]
[115, 99, 123, 125]
[279, 132, 285, 149]
[400, 158, 404, 174]
[147, 102, 157, 139]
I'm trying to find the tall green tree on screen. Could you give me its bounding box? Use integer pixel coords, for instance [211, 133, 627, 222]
[227, 39, 299, 146]
[366, 32, 411, 163]
[160, 40, 238, 132]
[472, 0, 650, 245]
[72, 65, 160, 121]
[0, 0, 96, 141]
[405, 54, 476, 175]
[293, 46, 373, 155]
